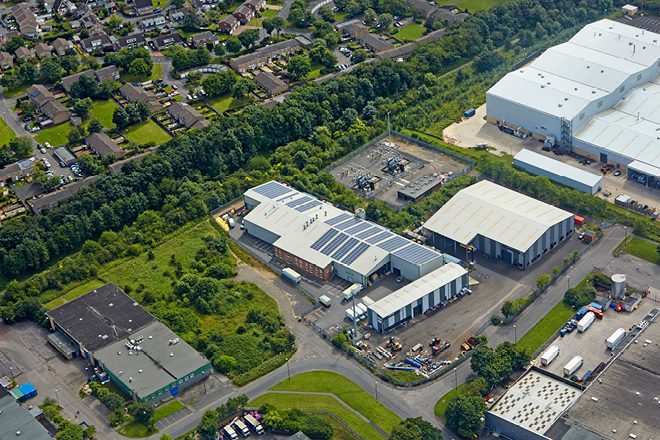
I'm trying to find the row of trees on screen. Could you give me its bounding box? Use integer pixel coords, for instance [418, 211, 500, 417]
[113, 101, 151, 129]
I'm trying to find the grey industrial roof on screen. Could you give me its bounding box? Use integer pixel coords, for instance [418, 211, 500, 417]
[47, 283, 156, 352]
[0, 389, 52, 440]
[95, 321, 210, 400]
[423, 180, 573, 253]
[397, 174, 443, 199]
[513, 149, 603, 187]
[368, 263, 466, 318]
[556, 319, 660, 440]
[489, 369, 581, 435]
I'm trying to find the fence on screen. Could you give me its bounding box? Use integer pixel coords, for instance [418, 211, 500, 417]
[512, 48, 542, 70]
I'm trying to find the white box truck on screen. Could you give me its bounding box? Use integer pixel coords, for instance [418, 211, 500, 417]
[541, 345, 559, 366]
[233, 419, 250, 437]
[563, 356, 583, 376]
[244, 414, 264, 435]
[345, 308, 356, 321]
[606, 328, 626, 349]
[577, 311, 595, 332]
[223, 425, 239, 440]
[319, 295, 331, 307]
[343, 283, 363, 301]
[361, 296, 374, 307]
[355, 303, 367, 317]
[282, 267, 301, 284]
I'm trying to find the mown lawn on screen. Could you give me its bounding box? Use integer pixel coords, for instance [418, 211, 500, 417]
[437, 0, 514, 12]
[35, 122, 74, 147]
[625, 236, 660, 265]
[125, 120, 170, 146]
[154, 401, 185, 422]
[394, 23, 425, 41]
[121, 63, 164, 84]
[249, 393, 386, 440]
[248, 8, 277, 26]
[270, 371, 401, 434]
[515, 301, 575, 356]
[208, 94, 253, 113]
[434, 381, 472, 419]
[90, 99, 119, 128]
[3, 83, 30, 98]
[0, 116, 16, 144]
[117, 418, 149, 438]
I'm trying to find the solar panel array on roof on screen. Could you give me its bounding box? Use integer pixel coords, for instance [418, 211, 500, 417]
[335, 217, 363, 230]
[321, 233, 348, 255]
[393, 243, 440, 265]
[286, 195, 311, 207]
[355, 226, 382, 240]
[311, 229, 339, 250]
[326, 213, 351, 225]
[253, 181, 293, 199]
[366, 230, 393, 244]
[332, 238, 359, 260]
[345, 221, 372, 235]
[342, 242, 370, 265]
[378, 236, 409, 252]
[297, 200, 322, 212]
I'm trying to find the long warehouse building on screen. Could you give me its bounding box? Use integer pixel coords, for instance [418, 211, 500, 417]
[487, 19, 660, 187]
[513, 149, 603, 194]
[423, 180, 574, 269]
[367, 262, 468, 333]
[243, 181, 445, 285]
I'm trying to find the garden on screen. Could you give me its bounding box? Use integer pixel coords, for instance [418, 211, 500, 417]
[393, 23, 426, 42]
[124, 119, 171, 146]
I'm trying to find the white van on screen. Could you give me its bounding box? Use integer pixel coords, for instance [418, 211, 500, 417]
[319, 295, 331, 307]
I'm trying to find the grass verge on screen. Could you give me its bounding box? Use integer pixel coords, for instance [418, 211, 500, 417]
[434, 381, 471, 419]
[154, 401, 185, 422]
[0, 116, 16, 144]
[515, 301, 575, 356]
[624, 236, 659, 265]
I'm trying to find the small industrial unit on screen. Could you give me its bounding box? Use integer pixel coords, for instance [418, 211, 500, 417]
[46, 284, 211, 402]
[513, 149, 603, 195]
[0, 387, 52, 440]
[242, 181, 445, 286]
[423, 180, 574, 269]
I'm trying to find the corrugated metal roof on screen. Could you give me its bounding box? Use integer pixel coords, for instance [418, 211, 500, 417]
[513, 149, 603, 187]
[423, 180, 573, 252]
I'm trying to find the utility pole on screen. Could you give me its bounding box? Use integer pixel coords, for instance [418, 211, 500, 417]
[375, 382, 378, 401]
[513, 325, 517, 344]
[286, 357, 290, 380]
[351, 292, 358, 344]
[453, 368, 458, 390]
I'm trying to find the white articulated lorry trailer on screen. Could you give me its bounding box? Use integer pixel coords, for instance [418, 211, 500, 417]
[563, 356, 583, 376]
[541, 345, 559, 366]
[577, 311, 595, 332]
[606, 328, 626, 349]
[282, 267, 301, 283]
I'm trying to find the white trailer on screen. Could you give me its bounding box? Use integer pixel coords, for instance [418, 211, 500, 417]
[606, 328, 626, 349]
[577, 311, 595, 332]
[233, 419, 250, 437]
[541, 345, 559, 366]
[342, 283, 363, 301]
[223, 425, 239, 440]
[563, 356, 583, 376]
[361, 296, 374, 307]
[282, 267, 301, 284]
[319, 295, 331, 307]
[345, 308, 356, 321]
[244, 414, 264, 436]
[355, 303, 368, 316]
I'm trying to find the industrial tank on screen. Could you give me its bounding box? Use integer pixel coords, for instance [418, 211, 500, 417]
[611, 274, 626, 300]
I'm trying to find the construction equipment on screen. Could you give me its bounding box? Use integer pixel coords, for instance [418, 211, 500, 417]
[431, 340, 450, 356]
[386, 336, 402, 351]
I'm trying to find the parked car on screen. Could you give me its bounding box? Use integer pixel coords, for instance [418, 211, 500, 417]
[613, 170, 621, 176]
[578, 231, 586, 240]
[38, 144, 46, 154]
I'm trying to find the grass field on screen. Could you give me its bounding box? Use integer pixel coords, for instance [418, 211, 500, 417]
[316, 413, 361, 440]
[434, 381, 471, 419]
[0, 116, 16, 145]
[154, 401, 185, 422]
[270, 371, 401, 434]
[90, 99, 120, 128]
[118, 418, 149, 438]
[35, 122, 74, 147]
[394, 23, 425, 41]
[125, 120, 170, 146]
[624, 236, 659, 265]
[250, 393, 386, 440]
[515, 301, 575, 356]
[121, 63, 164, 84]
[208, 94, 253, 113]
[437, 0, 513, 12]
[152, 0, 167, 7]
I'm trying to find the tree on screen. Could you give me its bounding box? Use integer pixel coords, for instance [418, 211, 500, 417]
[352, 49, 368, 63]
[378, 13, 393, 31]
[364, 8, 377, 26]
[8, 137, 33, 158]
[390, 418, 442, 440]
[39, 58, 65, 84]
[287, 55, 311, 80]
[84, 425, 96, 439]
[159, 435, 172, 440]
[318, 6, 335, 22]
[171, 0, 184, 7]
[112, 107, 129, 129]
[72, 97, 93, 117]
[536, 273, 552, 290]
[100, 392, 124, 411]
[5, 37, 25, 54]
[88, 119, 103, 133]
[238, 29, 260, 49]
[226, 36, 242, 53]
[128, 402, 154, 425]
[198, 410, 219, 439]
[55, 421, 84, 440]
[70, 76, 100, 99]
[201, 71, 236, 97]
[68, 126, 86, 144]
[128, 58, 152, 76]
[231, 78, 252, 99]
[263, 16, 284, 34]
[445, 395, 486, 438]
[309, 45, 337, 68]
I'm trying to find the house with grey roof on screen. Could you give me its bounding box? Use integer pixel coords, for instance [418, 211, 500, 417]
[254, 72, 287, 96]
[86, 132, 125, 159]
[167, 102, 209, 129]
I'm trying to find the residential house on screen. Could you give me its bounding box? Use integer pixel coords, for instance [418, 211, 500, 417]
[53, 146, 76, 166]
[31, 176, 100, 214]
[229, 39, 300, 73]
[357, 33, 393, 53]
[0, 51, 13, 70]
[80, 31, 114, 53]
[27, 84, 53, 107]
[14, 46, 33, 60]
[34, 42, 52, 59]
[0, 158, 34, 186]
[1, 31, 20, 46]
[170, 11, 184, 21]
[119, 83, 162, 112]
[95, 65, 119, 82]
[140, 15, 167, 31]
[245, 0, 266, 11]
[154, 32, 182, 49]
[116, 33, 146, 50]
[233, 5, 254, 23]
[430, 7, 468, 23]
[218, 15, 238, 34]
[407, 0, 437, 19]
[11, 3, 38, 37]
[85, 132, 126, 159]
[167, 102, 209, 129]
[52, 37, 72, 56]
[133, 0, 154, 15]
[190, 31, 217, 48]
[336, 19, 367, 38]
[254, 72, 287, 96]
[53, 0, 78, 15]
[40, 98, 71, 125]
[61, 69, 95, 93]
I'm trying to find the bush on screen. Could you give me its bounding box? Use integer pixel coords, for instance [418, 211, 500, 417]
[501, 297, 530, 318]
[101, 392, 125, 412]
[108, 408, 125, 427]
[231, 353, 291, 387]
[446, 395, 487, 438]
[564, 285, 596, 308]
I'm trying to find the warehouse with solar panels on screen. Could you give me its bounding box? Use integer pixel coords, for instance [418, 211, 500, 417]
[242, 181, 445, 286]
[424, 180, 574, 269]
[487, 19, 660, 187]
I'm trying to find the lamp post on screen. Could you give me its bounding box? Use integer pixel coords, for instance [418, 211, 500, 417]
[453, 368, 458, 390]
[286, 357, 291, 381]
[375, 382, 378, 401]
[513, 325, 517, 344]
[567, 275, 570, 291]
[54, 388, 59, 405]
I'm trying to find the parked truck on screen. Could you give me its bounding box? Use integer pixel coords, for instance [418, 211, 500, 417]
[223, 425, 239, 440]
[244, 414, 265, 436]
[541, 345, 559, 366]
[563, 356, 583, 376]
[319, 295, 331, 307]
[577, 311, 595, 332]
[343, 283, 363, 301]
[282, 267, 301, 284]
[233, 418, 250, 437]
[606, 328, 626, 349]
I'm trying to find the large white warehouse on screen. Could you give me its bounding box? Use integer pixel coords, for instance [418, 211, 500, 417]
[242, 181, 445, 285]
[487, 19, 660, 187]
[423, 180, 574, 269]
